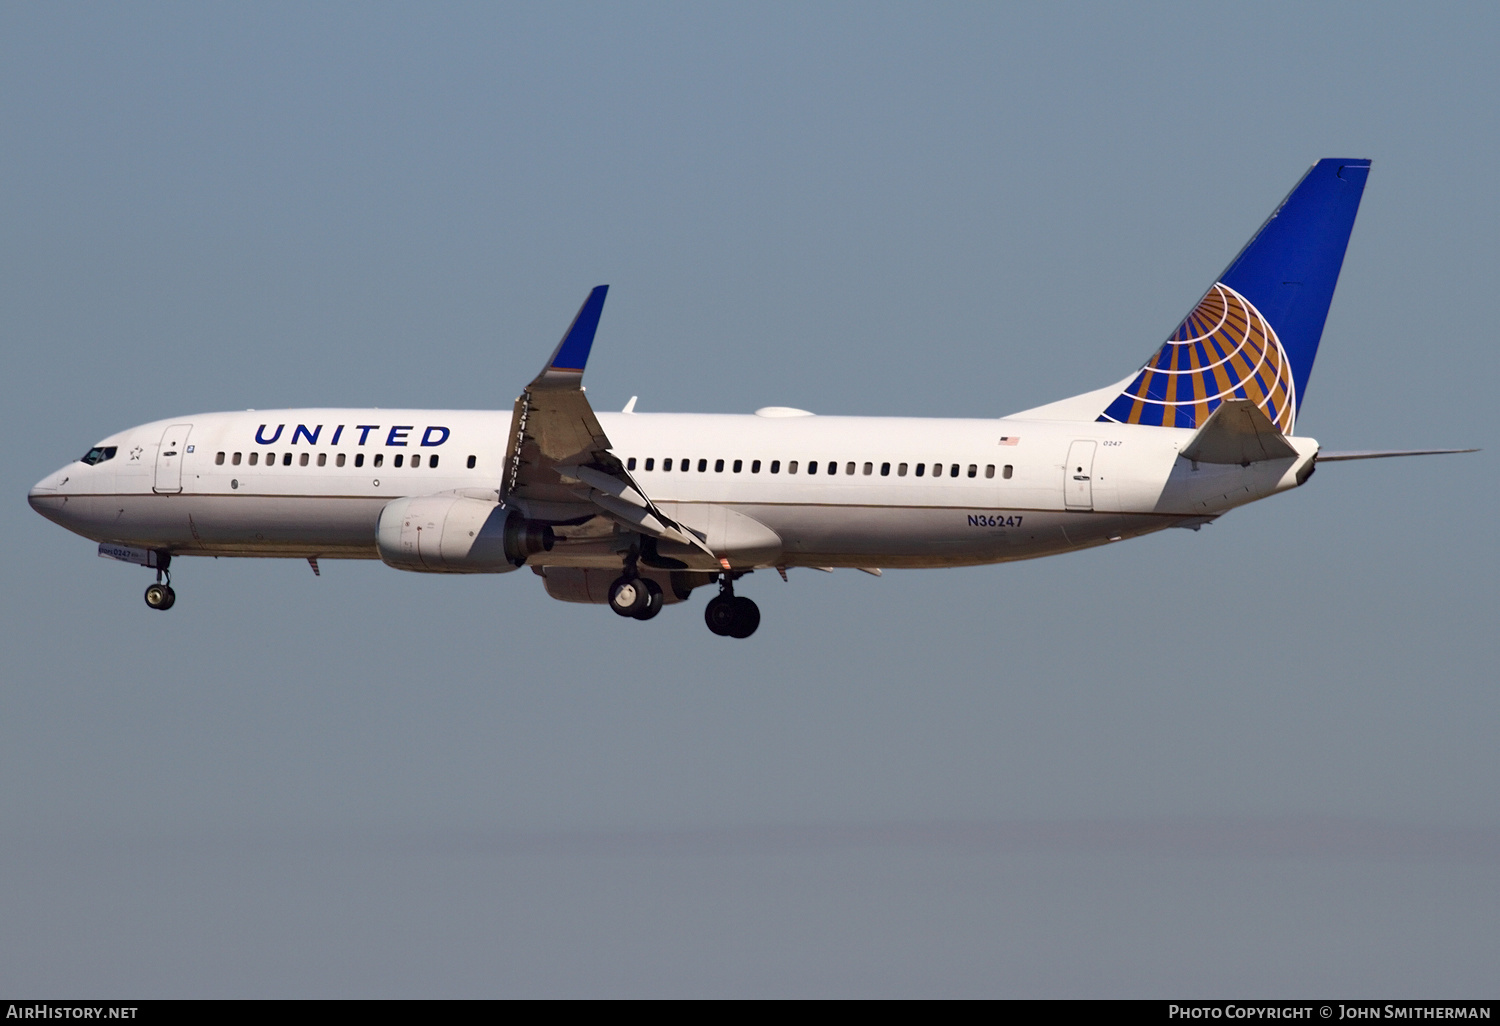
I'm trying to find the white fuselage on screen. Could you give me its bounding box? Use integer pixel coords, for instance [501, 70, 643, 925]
[28, 407, 1319, 570]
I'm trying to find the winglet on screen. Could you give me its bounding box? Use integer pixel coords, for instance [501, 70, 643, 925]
[531, 285, 608, 389]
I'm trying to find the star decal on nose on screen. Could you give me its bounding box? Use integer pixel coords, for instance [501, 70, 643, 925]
[129, 446, 143, 461]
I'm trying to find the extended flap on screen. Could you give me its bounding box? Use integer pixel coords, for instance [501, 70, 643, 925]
[656, 503, 783, 566]
[1180, 399, 1299, 465]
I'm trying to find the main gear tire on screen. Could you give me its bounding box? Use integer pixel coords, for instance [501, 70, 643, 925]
[608, 576, 650, 618]
[704, 594, 736, 636]
[726, 596, 760, 638]
[632, 578, 664, 620]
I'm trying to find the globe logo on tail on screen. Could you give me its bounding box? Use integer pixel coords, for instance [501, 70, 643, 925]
[1098, 282, 1297, 433]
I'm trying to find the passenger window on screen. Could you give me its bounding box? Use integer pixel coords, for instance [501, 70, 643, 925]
[394, 454, 404, 468]
[863, 462, 873, 475]
[788, 461, 798, 474]
[898, 463, 907, 477]
[932, 463, 942, 477]
[732, 459, 742, 473]
[299, 453, 309, 466]
[712, 459, 722, 472]
[231, 452, 241, 465]
[915, 463, 925, 477]
[215, 452, 225, 465]
[698, 459, 707, 472]
[808, 461, 817, 475]
[847, 462, 856, 476]
[951, 464, 960, 478]
[411, 454, 421, 468]
[751, 460, 761, 473]
[770, 460, 781, 474]
[429, 455, 439, 468]
[282, 453, 292, 466]
[627, 457, 637, 470]
[826, 461, 836, 476]
[374, 454, 383, 468]
[1002, 464, 1013, 479]
[663, 458, 673, 471]
[645, 458, 654, 471]
[356, 453, 366, 468]
[336, 453, 346, 467]
[968, 464, 977, 478]
[467, 455, 476, 469]
[249, 452, 259, 466]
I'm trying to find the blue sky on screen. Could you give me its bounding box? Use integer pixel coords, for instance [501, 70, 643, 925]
[2, 2, 1495, 996]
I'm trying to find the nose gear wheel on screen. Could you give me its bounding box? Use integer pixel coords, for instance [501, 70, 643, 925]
[144, 582, 176, 610]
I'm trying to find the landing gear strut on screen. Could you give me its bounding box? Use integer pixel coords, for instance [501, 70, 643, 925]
[704, 575, 759, 638]
[143, 556, 175, 611]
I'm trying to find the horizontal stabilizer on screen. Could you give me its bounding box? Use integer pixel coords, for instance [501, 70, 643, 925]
[1179, 398, 1298, 465]
[1316, 448, 1478, 462]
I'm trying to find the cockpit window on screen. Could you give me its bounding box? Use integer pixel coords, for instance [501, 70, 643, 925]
[80, 446, 117, 466]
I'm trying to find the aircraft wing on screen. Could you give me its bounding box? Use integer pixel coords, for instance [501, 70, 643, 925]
[500, 286, 712, 552]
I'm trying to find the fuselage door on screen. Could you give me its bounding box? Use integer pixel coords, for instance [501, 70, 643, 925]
[1064, 440, 1097, 511]
[153, 423, 193, 494]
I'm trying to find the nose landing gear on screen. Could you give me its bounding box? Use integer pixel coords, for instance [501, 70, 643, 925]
[143, 556, 175, 611]
[704, 575, 759, 638]
[144, 581, 175, 610]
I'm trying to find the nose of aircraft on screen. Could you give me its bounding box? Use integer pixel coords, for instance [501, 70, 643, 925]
[28, 468, 67, 522]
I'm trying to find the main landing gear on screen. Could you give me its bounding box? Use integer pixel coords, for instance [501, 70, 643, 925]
[606, 550, 759, 637]
[143, 557, 176, 611]
[704, 576, 759, 639]
[608, 573, 663, 621]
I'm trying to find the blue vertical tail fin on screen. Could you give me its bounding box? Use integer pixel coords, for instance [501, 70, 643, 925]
[1098, 158, 1370, 433]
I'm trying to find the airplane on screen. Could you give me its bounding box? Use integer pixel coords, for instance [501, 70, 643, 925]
[28, 158, 1475, 638]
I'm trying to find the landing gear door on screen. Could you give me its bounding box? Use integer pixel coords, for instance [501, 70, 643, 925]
[1064, 440, 1096, 511]
[153, 424, 193, 494]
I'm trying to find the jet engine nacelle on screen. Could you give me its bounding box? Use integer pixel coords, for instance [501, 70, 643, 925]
[376, 495, 554, 573]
